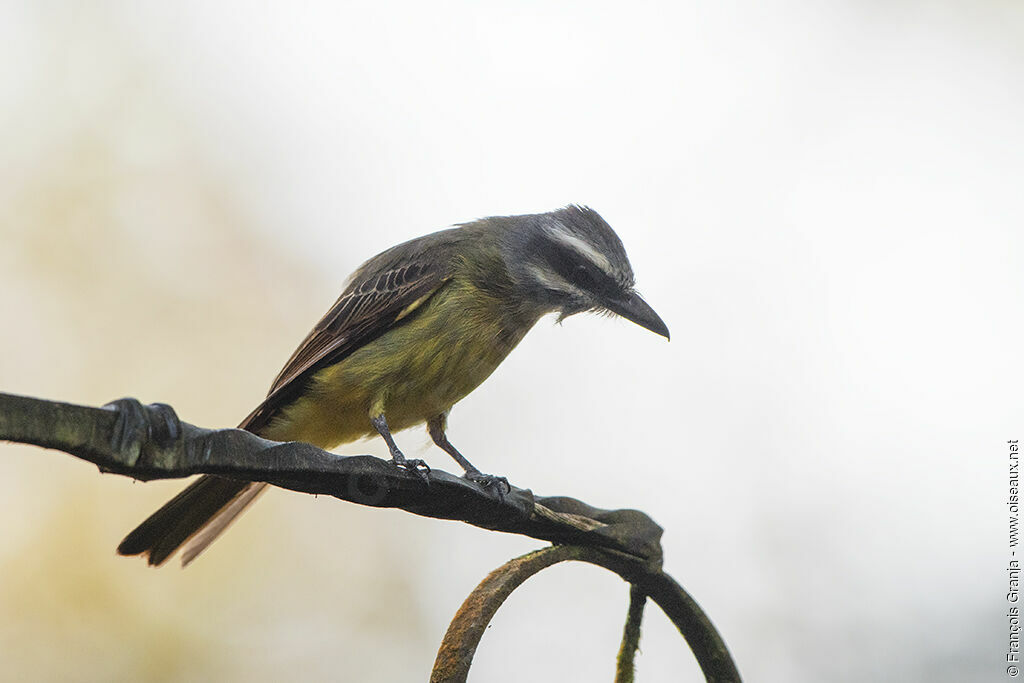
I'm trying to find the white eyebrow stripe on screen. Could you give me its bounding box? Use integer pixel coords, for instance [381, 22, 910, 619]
[527, 264, 585, 297]
[543, 223, 614, 275]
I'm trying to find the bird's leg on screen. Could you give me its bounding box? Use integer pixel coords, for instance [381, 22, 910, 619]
[427, 414, 509, 496]
[370, 413, 430, 483]
[426, 414, 479, 474]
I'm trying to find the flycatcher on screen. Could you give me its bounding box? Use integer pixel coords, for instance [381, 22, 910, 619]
[118, 205, 669, 566]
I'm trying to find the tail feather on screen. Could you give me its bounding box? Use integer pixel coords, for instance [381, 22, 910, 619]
[117, 476, 266, 566]
[180, 482, 267, 565]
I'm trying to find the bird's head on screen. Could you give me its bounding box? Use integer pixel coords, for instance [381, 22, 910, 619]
[498, 205, 670, 339]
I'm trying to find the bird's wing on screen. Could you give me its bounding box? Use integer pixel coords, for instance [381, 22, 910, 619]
[239, 231, 465, 433]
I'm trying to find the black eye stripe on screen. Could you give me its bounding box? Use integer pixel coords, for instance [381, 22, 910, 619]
[544, 242, 619, 295]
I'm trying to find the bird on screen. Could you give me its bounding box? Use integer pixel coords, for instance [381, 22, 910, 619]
[117, 205, 669, 566]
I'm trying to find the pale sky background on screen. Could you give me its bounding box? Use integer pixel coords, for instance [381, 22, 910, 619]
[1, 2, 1021, 682]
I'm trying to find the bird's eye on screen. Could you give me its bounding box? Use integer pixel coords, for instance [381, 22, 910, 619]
[573, 263, 597, 288]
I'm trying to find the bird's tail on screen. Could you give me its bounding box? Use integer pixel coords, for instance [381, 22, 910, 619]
[117, 476, 267, 567]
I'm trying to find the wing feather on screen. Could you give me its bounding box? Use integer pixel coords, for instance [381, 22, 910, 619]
[239, 233, 464, 434]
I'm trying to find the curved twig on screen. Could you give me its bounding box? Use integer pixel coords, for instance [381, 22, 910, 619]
[431, 546, 741, 683]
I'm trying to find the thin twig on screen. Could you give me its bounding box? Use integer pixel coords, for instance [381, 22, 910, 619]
[615, 584, 647, 683]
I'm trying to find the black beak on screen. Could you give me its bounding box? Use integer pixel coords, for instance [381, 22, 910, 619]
[603, 290, 670, 340]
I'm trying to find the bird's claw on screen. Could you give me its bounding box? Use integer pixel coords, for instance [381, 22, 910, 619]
[465, 471, 510, 498]
[392, 457, 431, 483]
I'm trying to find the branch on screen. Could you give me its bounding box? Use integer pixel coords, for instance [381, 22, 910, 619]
[2, 391, 742, 680]
[0, 392, 663, 563]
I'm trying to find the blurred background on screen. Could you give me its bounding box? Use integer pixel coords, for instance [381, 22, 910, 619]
[1, 1, 1021, 681]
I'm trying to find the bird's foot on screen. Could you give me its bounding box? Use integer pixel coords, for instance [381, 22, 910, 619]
[465, 470, 510, 498]
[391, 455, 431, 483]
